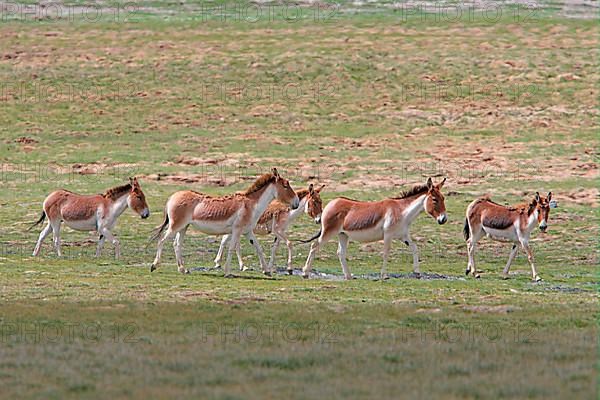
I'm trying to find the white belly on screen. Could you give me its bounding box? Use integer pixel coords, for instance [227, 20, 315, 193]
[63, 217, 97, 232]
[191, 217, 235, 236]
[343, 226, 384, 243]
[483, 226, 517, 241]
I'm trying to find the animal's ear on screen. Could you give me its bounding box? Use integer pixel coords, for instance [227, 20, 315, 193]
[426, 177, 433, 190]
[535, 192, 540, 202]
[316, 184, 325, 193]
[547, 192, 552, 201]
[437, 177, 446, 189]
[272, 167, 280, 181]
[308, 183, 314, 194]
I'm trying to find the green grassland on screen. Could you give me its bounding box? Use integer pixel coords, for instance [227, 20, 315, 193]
[0, 3, 598, 399]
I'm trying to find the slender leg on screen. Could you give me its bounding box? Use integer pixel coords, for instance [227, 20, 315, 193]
[173, 226, 189, 274]
[151, 227, 176, 272]
[96, 233, 106, 257]
[521, 242, 541, 282]
[502, 244, 518, 279]
[337, 233, 351, 280]
[467, 239, 479, 278]
[236, 240, 246, 271]
[268, 235, 281, 272]
[466, 229, 483, 279]
[303, 229, 334, 279]
[246, 231, 269, 275]
[214, 235, 229, 268]
[224, 229, 242, 277]
[303, 242, 319, 278]
[381, 234, 392, 280]
[32, 223, 53, 256]
[51, 222, 62, 257]
[100, 228, 120, 259]
[466, 238, 474, 275]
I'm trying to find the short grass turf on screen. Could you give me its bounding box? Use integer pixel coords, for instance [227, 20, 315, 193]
[0, 3, 597, 399]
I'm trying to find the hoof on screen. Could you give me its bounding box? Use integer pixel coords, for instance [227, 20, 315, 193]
[224, 273, 234, 278]
[214, 264, 221, 269]
[287, 269, 293, 275]
[150, 265, 156, 272]
[501, 274, 510, 280]
[302, 274, 309, 279]
[380, 274, 389, 281]
[263, 271, 272, 277]
[534, 275, 542, 282]
[474, 273, 481, 279]
[465, 268, 470, 276]
[241, 266, 250, 272]
[413, 272, 421, 279]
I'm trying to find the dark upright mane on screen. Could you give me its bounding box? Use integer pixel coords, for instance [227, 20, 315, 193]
[394, 184, 429, 199]
[509, 200, 537, 215]
[243, 173, 276, 195]
[103, 183, 132, 200]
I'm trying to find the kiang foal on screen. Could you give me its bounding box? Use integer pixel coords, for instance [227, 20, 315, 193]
[214, 183, 324, 274]
[150, 168, 299, 277]
[303, 178, 448, 280]
[464, 192, 556, 281]
[31, 177, 150, 258]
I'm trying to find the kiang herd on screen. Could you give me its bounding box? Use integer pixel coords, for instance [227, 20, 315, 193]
[30, 168, 558, 282]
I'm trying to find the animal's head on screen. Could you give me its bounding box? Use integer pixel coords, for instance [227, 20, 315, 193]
[305, 184, 325, 224]
[272, 168, 299, 210]
[534, 192, 555, 232]
[424, 177, 447, 225]
[127, 177, 150, 219]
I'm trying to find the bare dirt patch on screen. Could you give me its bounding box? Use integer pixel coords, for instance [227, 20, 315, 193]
[462, 305, 521, 313]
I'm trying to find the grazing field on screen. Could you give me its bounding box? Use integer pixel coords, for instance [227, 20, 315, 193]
[0, 2, 597, 399]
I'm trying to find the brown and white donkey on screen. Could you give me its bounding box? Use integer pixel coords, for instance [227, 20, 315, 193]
[214, 183, 324, 274]
[303, 178, 447, 280]
[150, 168, 299, 277]
[464, 192, 556, 281]
[31, 177, 150, 258]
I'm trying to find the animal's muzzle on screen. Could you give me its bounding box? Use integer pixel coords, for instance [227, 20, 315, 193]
[141, 209, 150, 219]
[291, 197, 300, 210]
[437, 214, 447, 225]
[539, 222, 547, 232]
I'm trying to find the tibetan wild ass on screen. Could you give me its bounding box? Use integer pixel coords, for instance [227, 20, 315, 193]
[464, 192, 556, 281]
[215, 183, 324, 274]
[31, 177, 150, 258]
[302, 178, 447, 280]
[150, 168, 299, 277]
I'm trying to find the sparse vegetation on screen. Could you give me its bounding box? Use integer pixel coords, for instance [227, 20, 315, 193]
[0, 2, 597, 399]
